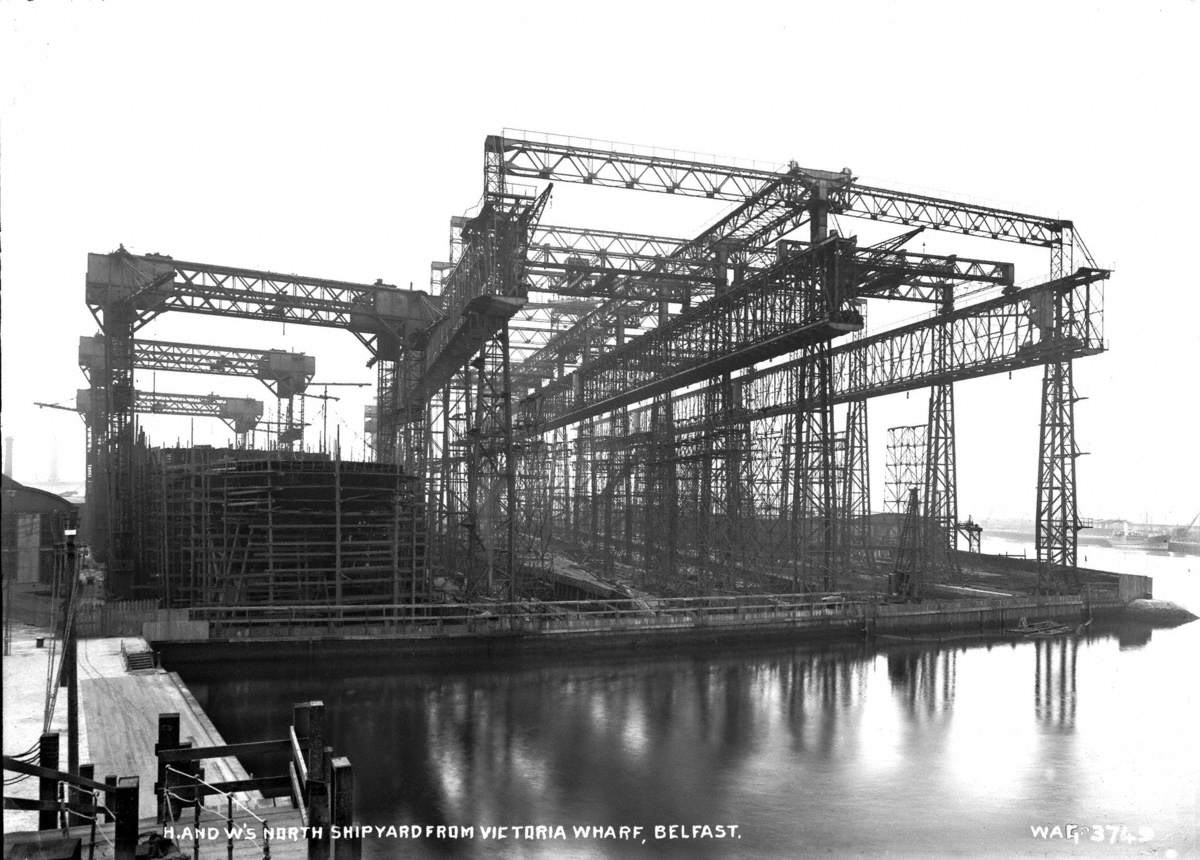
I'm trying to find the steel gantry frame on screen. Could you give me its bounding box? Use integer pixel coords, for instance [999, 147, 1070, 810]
[83, 248, 437, 596]
[77, 336, 316, 510]
[81, 134, 1103, 603]
[75, 388, 264, 434]
[393, 132, 1107, 600]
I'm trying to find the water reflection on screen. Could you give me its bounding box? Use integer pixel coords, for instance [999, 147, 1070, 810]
[887, 646, 957, 721]
[1033, 637, 1078, 729]
[181, 615, 1197, 858]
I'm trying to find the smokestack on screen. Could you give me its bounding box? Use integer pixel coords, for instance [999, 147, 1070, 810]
[3, 436, 12, 478]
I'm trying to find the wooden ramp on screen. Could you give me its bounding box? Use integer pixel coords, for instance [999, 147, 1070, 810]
[81, 669, 257, 816]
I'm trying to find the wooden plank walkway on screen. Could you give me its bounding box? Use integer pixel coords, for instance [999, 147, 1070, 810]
[4, 804, 308, 859]
[80, 652, 258, 815]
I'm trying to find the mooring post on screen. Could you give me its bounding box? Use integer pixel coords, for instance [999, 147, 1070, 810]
[70, 762, 95, 826]
[307, 744, 336, 859]
[330, 756, 359, 860]
[306, 702, 326, 777]
[155, 713, 181, 822]
[163, 740, 192, 822]
[104, 774, 117, 822]
[38, 731, 59, 830]
[113, 775, 139, 860]
[306, 702, 329, 830]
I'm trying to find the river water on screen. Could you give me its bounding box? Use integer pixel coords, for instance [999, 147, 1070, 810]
[185, 544, 1199, 857]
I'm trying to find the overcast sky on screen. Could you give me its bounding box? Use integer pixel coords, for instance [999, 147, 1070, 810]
[2, 1, 1197, 525]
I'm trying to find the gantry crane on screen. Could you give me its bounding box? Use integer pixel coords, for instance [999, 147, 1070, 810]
[83, 248, 437, 596]
[89, 133, 1109, 603]
[38, 390, 263, 440]
[76, 336, 316, 534]
[400, 133, 1105, 599]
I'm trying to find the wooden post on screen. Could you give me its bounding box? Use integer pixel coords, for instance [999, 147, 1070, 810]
[156, 712, 180, 822]
[104, 775, 117, 822]
[307, 706, 328, 831]
[307, 744, 335, 858]
[38, 731, 59, 830]
[70, 763, 95, 826]
[163, 740, 192, 822]
[306, 702, 325, 779]
[66, 617, 79, 786]
[113, 776, 139, 860]
[227, 793, 234, 860]
[330, 756, 359, 860]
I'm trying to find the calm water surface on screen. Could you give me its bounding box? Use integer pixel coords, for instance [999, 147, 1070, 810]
[184, 544, 1200, 857]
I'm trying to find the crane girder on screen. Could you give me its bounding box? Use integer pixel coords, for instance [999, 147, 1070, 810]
[505, 166, 850, 382]
[85, 249, 439, 359]
[527, 224, 715, 292]
[74, 388, 264, 433]
[79, 336, 316, 397]
[510, 238, 1017, 383]
[491, 133, 1066, 245]
[524, 238, 865, 428]
[840, 184, 1065, 247]
[480, 132, 1077, 394]
[488, 133, 786, 200]
[535, 268, 1108, 436]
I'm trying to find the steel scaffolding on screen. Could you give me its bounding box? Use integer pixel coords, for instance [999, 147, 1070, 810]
[396, 133, 1107, 601]
[84, 131, 1109, 605]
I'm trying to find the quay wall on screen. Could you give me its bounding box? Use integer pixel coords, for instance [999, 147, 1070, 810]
[153, 593, 1128, 668]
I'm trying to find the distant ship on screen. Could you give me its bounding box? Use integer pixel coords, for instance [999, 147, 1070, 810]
[1168, 513, 1200, 555]
[1087, 521, 1170, 551]
[1107, 530, 1169, 551]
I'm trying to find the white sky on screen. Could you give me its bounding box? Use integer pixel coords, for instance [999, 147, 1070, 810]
[1, 0, 1197, 524]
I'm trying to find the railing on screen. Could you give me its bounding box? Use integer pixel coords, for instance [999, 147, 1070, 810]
[3, 741, 131, 860]
[161, 765, 271, 860]
[154, 702, 359, 858]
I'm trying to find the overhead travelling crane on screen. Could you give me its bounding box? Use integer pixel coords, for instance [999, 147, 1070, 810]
[76, 333, 317, 580]
[77, 335, 315, 506]
[80, 131, 1108, 604]
[78, 336, 315, 398]
[38, 389, 263, 438]
[398, 131, 1105, 600]
[566, 267, 1106, 430]
[74, 389, 263, 435]
[83, 247, 437, 596]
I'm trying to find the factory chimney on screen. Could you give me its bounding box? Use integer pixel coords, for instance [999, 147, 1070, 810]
[3, 436, 12, 478]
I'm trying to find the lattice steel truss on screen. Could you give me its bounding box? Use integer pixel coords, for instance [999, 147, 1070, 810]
[81, 248, 437, 595]
[392, 133, 1111, 601]
[87, 132, 1111, 604]
[1036, 236, 1093, 592]
[886, 426, 927, 514]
